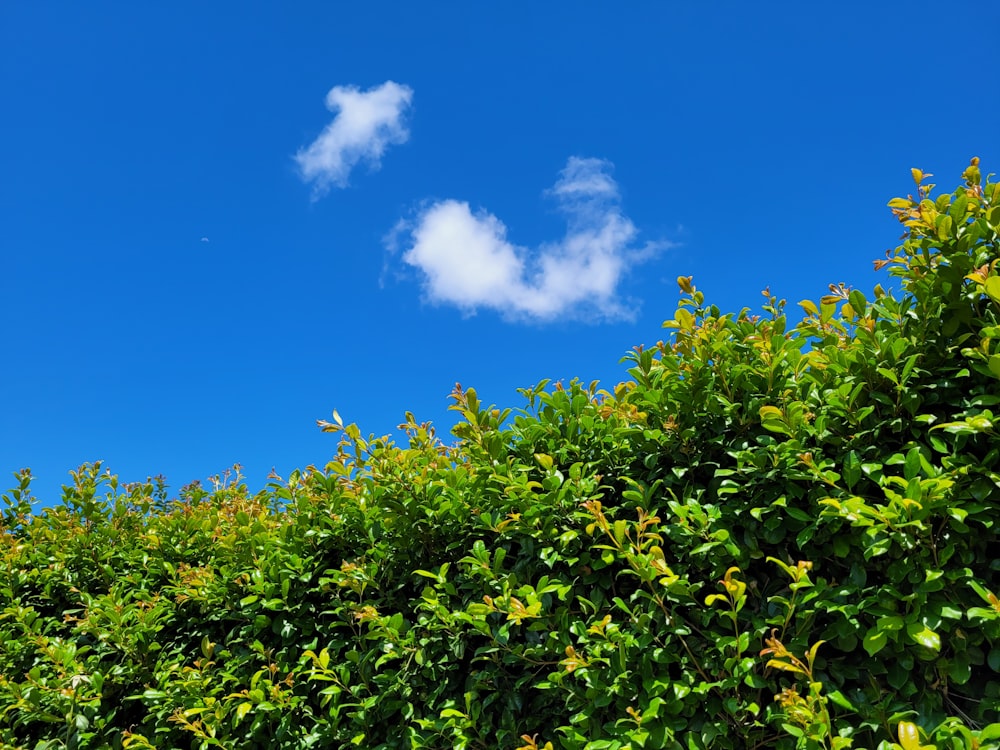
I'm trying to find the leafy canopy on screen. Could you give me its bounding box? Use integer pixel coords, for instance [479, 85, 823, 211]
[2, 160, 1000, 749]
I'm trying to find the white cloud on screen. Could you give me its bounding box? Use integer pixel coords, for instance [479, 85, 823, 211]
[396, 157, 660, 321]
[295, 81, 413, 195]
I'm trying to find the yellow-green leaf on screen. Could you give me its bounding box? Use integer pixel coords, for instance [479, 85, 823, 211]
[936, 214, 953, 240]
[798, 299, 819, 317]
[820, 299, 837, 323]
[674, 308, 695, 330]
[612, 519, 627, 546]
[985, 277, 1000, 305]
[907, 623, 941, 652]
[765, 659, 806, 676]
[805, 640, 825, 666]
[897, 720, 934, 750]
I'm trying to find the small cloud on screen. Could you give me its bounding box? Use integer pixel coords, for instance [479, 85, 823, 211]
[295, 80, 413, 196]
[200, 237, 210, 242]
[393, 157, 665, 322]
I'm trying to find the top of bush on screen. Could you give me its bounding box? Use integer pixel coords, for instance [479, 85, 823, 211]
[2, 160, 1000, 749]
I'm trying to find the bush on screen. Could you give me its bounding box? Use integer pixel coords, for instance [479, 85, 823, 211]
[2, 160, 999, 749]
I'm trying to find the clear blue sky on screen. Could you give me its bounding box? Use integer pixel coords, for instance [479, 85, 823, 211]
[2, 3, 998, 504]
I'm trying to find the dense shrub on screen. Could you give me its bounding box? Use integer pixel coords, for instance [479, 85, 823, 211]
[2, 160, 1000, 749]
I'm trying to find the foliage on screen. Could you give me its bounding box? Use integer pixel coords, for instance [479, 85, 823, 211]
[2, 160, 1000, 748]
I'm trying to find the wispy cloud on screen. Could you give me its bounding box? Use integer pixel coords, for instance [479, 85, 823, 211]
[394, 157, 661, 321]
[295, 81, 413, 196]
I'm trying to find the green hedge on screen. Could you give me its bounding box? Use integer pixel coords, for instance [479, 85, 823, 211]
[2, 160, 999, 749]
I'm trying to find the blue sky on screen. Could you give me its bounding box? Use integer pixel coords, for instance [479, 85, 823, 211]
[2, 3, 998, 504]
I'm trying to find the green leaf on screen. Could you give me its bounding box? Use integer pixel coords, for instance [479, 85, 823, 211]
[979, 723, 1000, 741]
[759, 406, 791, 435]
[827, 690, 857, 712]
[878, 615, 904, 632]
[849, 289, 867, 318]
[949, 657, 972, 684]
[863, 627, 888, 656]
[989, 354, 1000, 380]
[906, 623, 941, 652]
[949, 193, 968, 221]
[970, 580, 998, 605]
[781, 723, 804, 738]
[877, 367, 899, 385]
[904, 447, 922, 480]
[842, 450, 862, 490]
